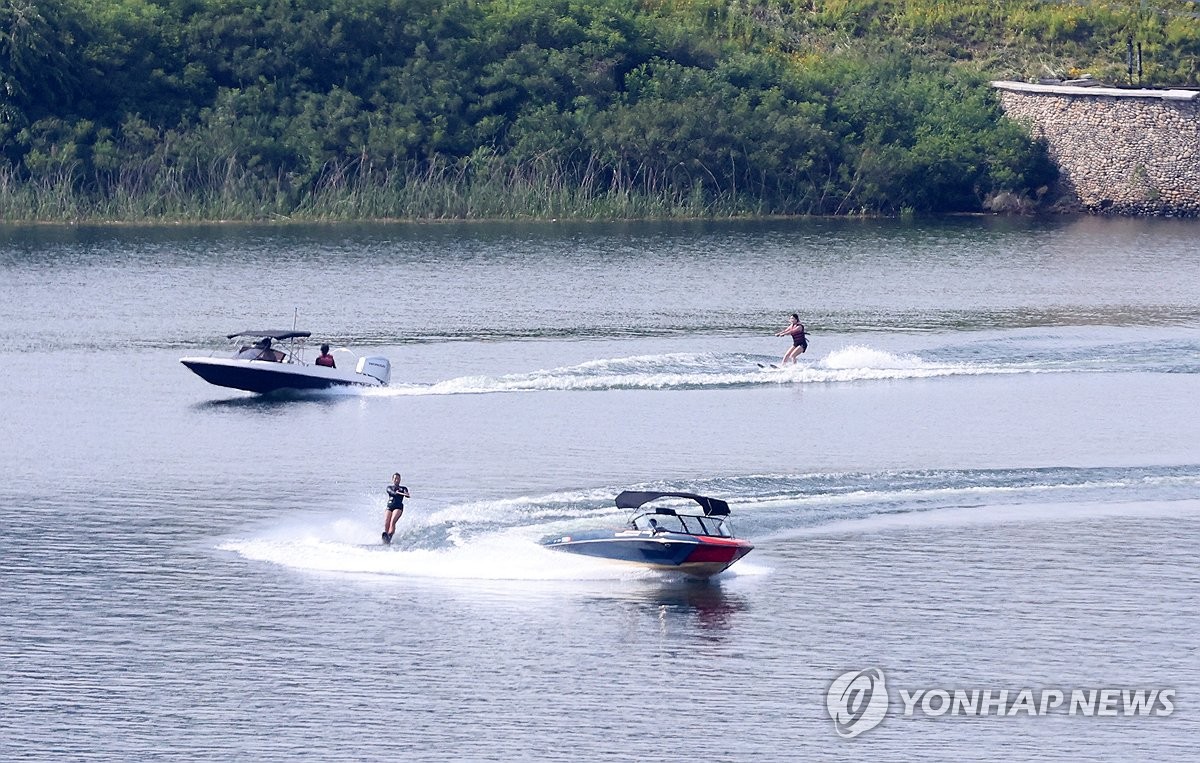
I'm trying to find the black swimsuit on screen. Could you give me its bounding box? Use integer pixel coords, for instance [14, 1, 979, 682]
[792, 327, 807, 349]
[387, 485, 407, 512]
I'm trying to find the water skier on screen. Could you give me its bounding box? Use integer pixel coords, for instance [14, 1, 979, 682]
[775, 313, 808, 364]
[382, 472, 410, 544]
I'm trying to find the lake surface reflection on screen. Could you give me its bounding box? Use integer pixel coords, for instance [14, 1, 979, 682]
[2, 217, 1198, 760]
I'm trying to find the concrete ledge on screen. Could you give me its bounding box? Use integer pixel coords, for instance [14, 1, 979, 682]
[993, 81, 1200, 216]
[992, 80, 1199, 101]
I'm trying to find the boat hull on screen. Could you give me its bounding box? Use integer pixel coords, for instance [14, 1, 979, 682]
[180, 357, 383, 394]
[542, 530, 752, 578]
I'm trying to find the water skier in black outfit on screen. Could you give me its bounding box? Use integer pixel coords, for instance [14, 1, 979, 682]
[382, 472, 410, 544]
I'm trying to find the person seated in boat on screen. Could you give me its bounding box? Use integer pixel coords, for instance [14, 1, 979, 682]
[648, 518, 663, 534]
[250, 337, 283, 362]
[315, 343, 336, 368]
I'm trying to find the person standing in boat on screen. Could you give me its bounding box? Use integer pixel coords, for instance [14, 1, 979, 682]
[382, 472, 410, 545]
[775, 313, 808, 364]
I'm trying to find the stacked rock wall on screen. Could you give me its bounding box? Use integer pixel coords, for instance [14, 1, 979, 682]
[992, 81, 1200, 216]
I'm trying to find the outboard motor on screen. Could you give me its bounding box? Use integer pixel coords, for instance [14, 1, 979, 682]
[357, 356, 391, 385]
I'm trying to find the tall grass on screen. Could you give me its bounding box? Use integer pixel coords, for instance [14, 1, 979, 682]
[0, 152, 784, 224]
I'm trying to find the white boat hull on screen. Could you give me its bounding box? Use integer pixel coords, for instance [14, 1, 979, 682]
[180, 357, 385, 394]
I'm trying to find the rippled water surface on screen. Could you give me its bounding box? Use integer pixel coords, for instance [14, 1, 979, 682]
[3, 217, 1199, 760]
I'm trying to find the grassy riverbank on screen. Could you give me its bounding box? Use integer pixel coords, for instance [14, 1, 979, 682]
[0, 159, 783, 223]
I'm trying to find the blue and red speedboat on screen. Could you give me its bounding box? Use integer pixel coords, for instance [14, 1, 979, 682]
[542, 491, 753, 577]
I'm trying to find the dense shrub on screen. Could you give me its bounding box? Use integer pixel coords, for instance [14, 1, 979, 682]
[19, 0, 1193, 220]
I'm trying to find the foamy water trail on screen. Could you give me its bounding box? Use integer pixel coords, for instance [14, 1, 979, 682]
[220, 532, 650, 580]
[263, 331, 1200, 401]
[363, 346, 1025, 397]
[219, 486, 653, 580]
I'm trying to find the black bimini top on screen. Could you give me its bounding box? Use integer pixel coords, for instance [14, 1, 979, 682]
[226, 330, 312, 340]
[614, 490, 731, 516]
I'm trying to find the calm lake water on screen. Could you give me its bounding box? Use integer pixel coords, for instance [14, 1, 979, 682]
[2, 217, 1199, 760]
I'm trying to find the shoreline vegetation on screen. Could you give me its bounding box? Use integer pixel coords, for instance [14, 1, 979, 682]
[3, 0, 1198, 224]
[0, 148, 1048, 224]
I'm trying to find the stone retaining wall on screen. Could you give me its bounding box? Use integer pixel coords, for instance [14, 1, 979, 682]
[992, 81, 1200, 216]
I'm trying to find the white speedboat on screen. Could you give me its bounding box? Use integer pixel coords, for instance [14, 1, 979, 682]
[180, 330, 391, 394]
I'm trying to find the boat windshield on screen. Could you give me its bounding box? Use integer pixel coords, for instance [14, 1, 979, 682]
[632, 513, 731, 537]
[232, 343, 287, 362]
[229, 334, 298, 363]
